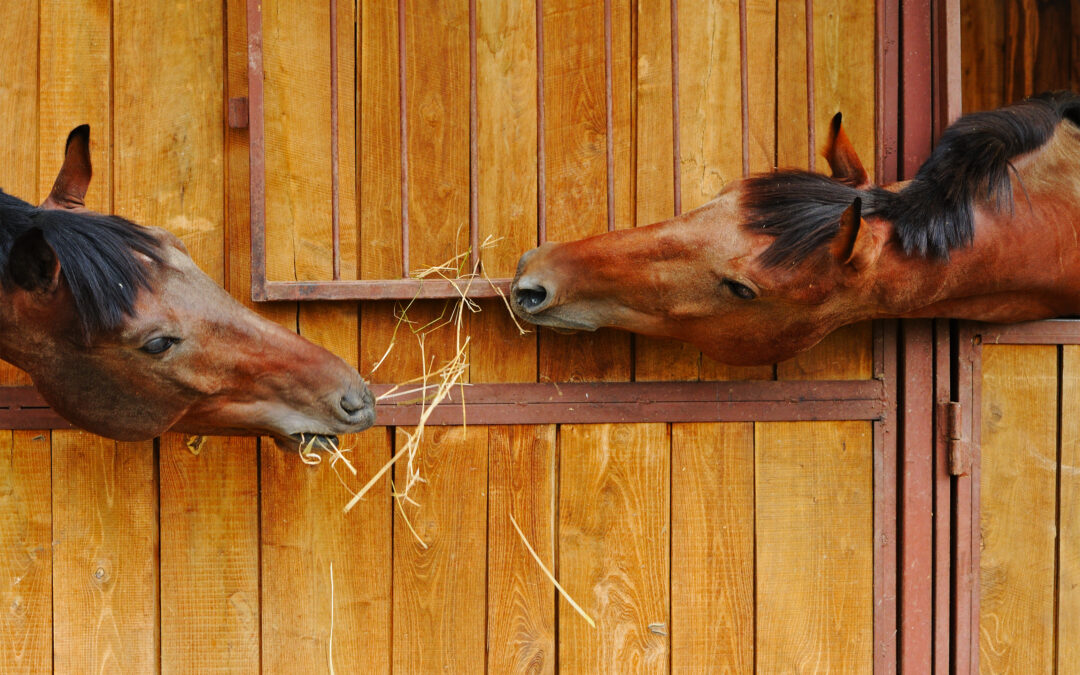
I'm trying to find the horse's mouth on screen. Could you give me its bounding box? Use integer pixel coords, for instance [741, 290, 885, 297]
[275, 432, 341, 454]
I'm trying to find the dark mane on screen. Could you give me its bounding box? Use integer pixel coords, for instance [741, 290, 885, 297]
[745, 91, 1080, 266]
[0, 190, 162, 336]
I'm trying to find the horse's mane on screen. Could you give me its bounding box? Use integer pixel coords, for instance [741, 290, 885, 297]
[744, 91, 1080, 267]
[0, 190, 163, 335]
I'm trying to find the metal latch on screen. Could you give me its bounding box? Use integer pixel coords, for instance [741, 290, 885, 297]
[944, 401, 970, 476]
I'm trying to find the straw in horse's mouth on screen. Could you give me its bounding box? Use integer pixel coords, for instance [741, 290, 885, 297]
[291, 432, 340, 457]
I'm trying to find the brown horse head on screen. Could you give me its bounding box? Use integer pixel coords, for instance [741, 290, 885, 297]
[510, 113, 884, 365]
[511, 94, 1080, 364]
[0, 126, 374, 449]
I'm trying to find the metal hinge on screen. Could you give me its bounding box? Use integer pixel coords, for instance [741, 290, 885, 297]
[944, 401, 970, 476]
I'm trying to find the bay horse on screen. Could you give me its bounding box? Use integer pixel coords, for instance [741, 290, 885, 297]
[511, 92, 1080, 365]
[0, 126, 374, 449]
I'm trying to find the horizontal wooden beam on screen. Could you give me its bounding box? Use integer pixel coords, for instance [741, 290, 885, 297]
[258, 278, 514, 301]
[0, 380, 888, 431]
[971, 319, 1080, 345]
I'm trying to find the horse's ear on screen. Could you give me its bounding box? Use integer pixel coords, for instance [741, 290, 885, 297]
[830, 197, 879, 273]
[41, 125, 92, 210]
[824, 113, 870, 188]
[7, 228, 61, 294]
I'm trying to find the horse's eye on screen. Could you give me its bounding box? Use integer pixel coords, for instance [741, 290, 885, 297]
[724, 279, 757, 300]
[141, 336, 180, 355]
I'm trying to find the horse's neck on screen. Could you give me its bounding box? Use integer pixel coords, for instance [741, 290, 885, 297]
[870, 122, 1080, 321]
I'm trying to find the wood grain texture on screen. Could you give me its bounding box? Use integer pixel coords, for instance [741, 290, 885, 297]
[776, 322, 873, 380]
[113, 0, 224, 283]
[356, 0, 409, 386]
[393, 425, 487, 672]
[261, 429, 392, 674]
[262, 0, 333, 282]
[1061, 345, 1080, 673]
[405, 0, 470, 270]
[755, 421, 873, 673]
[359, 0, 404, 280]
[51, 431, 157, 674]
[961, 0, 1006, 112]
[476, 0, 538, 277]
[979, 345, 1058, 674]
[0, 431, 51, 673]
[472, 0, 538, 383]
[558, 423, 669, 672]
[745, 0, 777, 173]
[159, 435, 259, 673]
[39, 0, 110, 211]
[539, 0, 630, 381]
[487, 425, 556, 674]
[0, 0, 38, 387]
[671, 422, 754, 674]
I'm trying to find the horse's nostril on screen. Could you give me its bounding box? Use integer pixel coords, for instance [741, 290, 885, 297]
[339, 390, 369, 417]
[514, 286, 549, 312]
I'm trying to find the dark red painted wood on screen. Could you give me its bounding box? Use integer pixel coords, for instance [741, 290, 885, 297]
[901, 320, 935, 673]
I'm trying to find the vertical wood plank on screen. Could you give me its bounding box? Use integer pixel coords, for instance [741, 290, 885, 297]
[359, 0, 403, 280]
[51, 432, 157, 673]
[357, 0, 408, 384]
[487, 425, 556, 673]
[979, 345, 1057, 674]
[540, 0, 631, 381]
[261, 429, 392, 674]
[678, 0, 773, 381]
[405, 0, 470, 269]
[671, 422, 754, 673]
[39, 0, 111, 211]
[960, 0, 1005, 112]
[776, 322, 874, 380]
[0, 431, 51, 673]
[393, 426, 487, 672]
[0, 0, 38, 387]
[262, 0, 334, 282]
[472, 0, 539, 383]
[775, 0, 810, 170]
[745, 0, 777, 173]
[160, 435, 259, 673]
[1060, 345, 1080, 673]
[756, 421, 873, 673]
[558, 423, 669, 672]
[113, 0, 224, 282]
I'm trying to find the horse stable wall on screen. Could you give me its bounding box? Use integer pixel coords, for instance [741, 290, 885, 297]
[0, 0, 889, 672]
[957, 2, 1080, 672]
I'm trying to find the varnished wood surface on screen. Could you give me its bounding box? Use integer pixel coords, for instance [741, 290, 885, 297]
[979, 346, 1058, 673]
[0, 0, 895, 671]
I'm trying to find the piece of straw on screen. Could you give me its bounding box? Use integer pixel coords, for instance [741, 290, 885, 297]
[508, 513, 596, 629]
[328, 561, 335, 675]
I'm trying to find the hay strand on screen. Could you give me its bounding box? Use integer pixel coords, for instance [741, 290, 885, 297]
[508, 513, 596, 629]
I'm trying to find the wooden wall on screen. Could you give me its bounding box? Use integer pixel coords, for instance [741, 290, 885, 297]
[961, 0, 1080, 112]
[0, 0, 880, 671]
[978, 346, 1080, 673]
[961, 3, 1080, 673]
